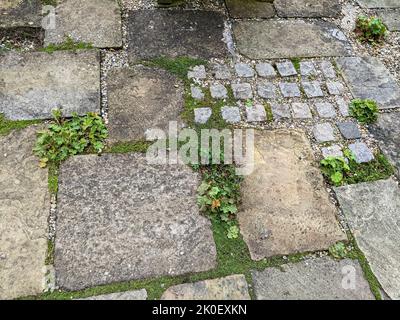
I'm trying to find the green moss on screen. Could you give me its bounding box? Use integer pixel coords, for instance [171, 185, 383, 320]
[39, 37, 93, 54]
[0, 114, 41, 137]
[264, 103, 274, 122]
[48, 163, 59, 195]
[290, 57, 301, 73]
[45, 240, 55, 266]
[41, 0, 57, 5]
[105, 141, 152, 154]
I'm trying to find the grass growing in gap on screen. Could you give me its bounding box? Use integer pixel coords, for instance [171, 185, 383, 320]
[0, 114, 41, 137]
[40, 37, 93, 54]
[105, 141, 153, 154]
[290, 57, 301, 73]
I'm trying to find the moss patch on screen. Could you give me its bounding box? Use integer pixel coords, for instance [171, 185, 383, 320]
[39, 37, 93, 54]
[0, 114, 41, 137]
[105, 141, 153, 154]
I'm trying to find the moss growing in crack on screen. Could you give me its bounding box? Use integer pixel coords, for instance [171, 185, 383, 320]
[105, 141, 153, 154]
[290, 57, 301, 73]
[41, 0, 58, 6]
[0, 114, 41, 137]
[264, 103, 273, 122]
[45, 240, 55, 266]
[39, 36, 93, 54]
[48, 163, 59, 194]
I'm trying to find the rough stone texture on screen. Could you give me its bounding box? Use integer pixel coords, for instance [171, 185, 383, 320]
[271, 103, 291, 119]
[334, 178, 400, 299]
[336, 97, 350, 117]
[232, 83, 253, 100]
[320, 60, 337, 79]
[322, 145, 343, 158]
[233, 20, 351, 59]
[0, 127, 50, 299]
[191, 85, 204, 101]
[302, 81, 324, 98]
[235, 63, 255, 78]
[246, 104, 266, 122]
[276, 61, 297, 77]
[292, 103, 312, 119]
[238, 130, 346, 260]
[55, 153, 217, 291]
[257, 82, 277, 99]
[255, 63, 277, 78]
[327, 81, 345, 95]
[337, 122, 361, 140]
[81, 289, 147, 300]
[44, 0, 122, 48]
[210, 83, 228, 99]
[221, 106, 241, 123]
[211, 63, 231, 80]
[279, 82, 301, 98]
[300, 61, 317, 77]
[274, 0, 342, 18]
[348, 142, 374, 163]
[107, 66, 184, 141]
[356, 0, 400, 8]
[313, 123, 336, 143]
[336, 56, 400, 109]
[368, 112, 400, 178]
[188, 65, 207, 80]
[252, 257, 374, 300]
[0, 0, 42, 29]
[315, 102, 336, 118]
[0, 50, 100, 120]
[127, 10, 227, 62]
[225, 0, 275, 19]
[161, 275, 251, 300]
[194, 107, 212, 124]
[379, 10, 400, 31]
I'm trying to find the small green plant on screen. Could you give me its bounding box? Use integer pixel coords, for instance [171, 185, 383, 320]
[349, 99, 379, 124]
[227, 225, 240, 239]
[33, 110, 108, 167]
[320, 150, 353, 186]
[356, 16, 387, 44]
[329, 242, 349, 259]
[245, 99, 253, 108]
[40, 36, 93, 54]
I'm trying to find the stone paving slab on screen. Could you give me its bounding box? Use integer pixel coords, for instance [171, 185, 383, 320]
[368, 112, 400, 178]
[160, 275, 251, 300]
[334, 178, 400, 300]
[252, 257, 374, 300]
[225, 0, 275, 19]
[238, 130, 346, 260]
[127, 10, 227, 62]
[55, 153, 216, 291]
[233, 20, 351, 59]
[356, 0, 400, 8]
[80, 289, 147, 300]
[44, 0, 122, 48]
[0, 127, 50, 300]
[107, 66, 184, 142]
[0, 0, 42, 29]
[336, 56, 400, 110]
[379, 10, 400, 31]
[0, 50, 100, 120]
[274, 0, 341, 18]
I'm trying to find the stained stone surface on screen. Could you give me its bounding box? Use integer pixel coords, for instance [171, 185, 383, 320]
[81, 289, 147, 300]
[246, 105, 266, 122]
[356, 0, 400, 8]
[211, 63, 231, 80]
[238, 130, 346, 260]
[279, 82, 301, 98]
[252, 257, 374, 300]
[315, 102, 336, 118]
[313, 123, 336, 143]
[0, 50, 100, 120]
[292, 103, 312, 119]
[274, 0, 342, 18]
[107, 66, 184, 141]
[320, 60, 337, 78]
[232, 83, 253, 100]
[225, 0, 275, 19]
[334, 178, 400, 299]
[0, 0, 42, 29]
[55, 153, 217, 291]
[233, 20, 351, 59]
[348, 142, 374, 163]
[127, 10, 227, 62]
[379, 10, 400, 31]
[336, 56, 400, 109]
[235, 63, 255, 78]
[337, 122, 361, 140]
[0, 127, 50, 300]
[161, 275, 251, 300]
[276, 61, 297, 77]
[336, 97, 350, 116]
[300, 61, 317, 77]
[255, 63, 277, 78]
[188, 65, 207, 79]
[326, 81, 345, 95]
[44, 0, 122, 48]
[257, 82, 277, 99]
[210, 83, 228, 99]
[271, 103, 291, 119]
[302, 81, 324, 98]
[368, 112, 400, 178]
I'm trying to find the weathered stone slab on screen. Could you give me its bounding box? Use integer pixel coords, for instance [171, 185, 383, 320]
[81, 289, 147, 300]
[233, 20, 351, 59]
[379, 10, 400, 31]
[238, 130, 346, 260]
[107, 66, 184, 142]
[225, 0, 275, 19]
[0, 50, 100, 120]
[368, 112, 400, 178]
[161, 275, 250, 300]
[334, 178, 400, 299]
[44, 0, 122, 48]
[0, 127, 50, 299]
[55, 153, 217, 291]
[274, 0, 341, 18]
[336, 56, 400, 109]
[356, 0, 400, 8]
[0, 0, 42, 29]
[252, 257, 374, 300]
[127, 10, 227, 62]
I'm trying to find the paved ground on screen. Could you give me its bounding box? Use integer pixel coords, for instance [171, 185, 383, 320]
[1, 0, 400, 300]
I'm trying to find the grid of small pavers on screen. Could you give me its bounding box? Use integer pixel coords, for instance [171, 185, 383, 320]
[188, 59, 375, 164]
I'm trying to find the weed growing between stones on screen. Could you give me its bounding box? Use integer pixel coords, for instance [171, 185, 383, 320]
[350, 99, 379, 124]
[355, 16, 387, 45]
[290, 57, 301, 73]
[41, 0, 57, 6]
[39, 36, 93, 54]
[0, 114, 41, 136]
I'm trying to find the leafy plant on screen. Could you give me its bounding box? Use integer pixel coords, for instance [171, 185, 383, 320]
[33, 110, 108, 167]
[349, 99, 379, 124]
[329, 242, 349, 259]
[320, 151, 352, 186]
[227, 225, 239, 239]
[355, 16, 387, 44]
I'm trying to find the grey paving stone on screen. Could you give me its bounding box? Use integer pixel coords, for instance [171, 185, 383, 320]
[252, 257, 374, 300]
[0, 0, 42, 29]
[321, 144, 344, 158]
[221, 106, 241, 123]
[232, 83, 253, 100]
[246, 104, 266, 122]
[211, 63, 232, 80]
[302, 81, 324, 98]
[188, 65, 207, 80]
[336, 97, 350, 117]
[336, 56, 400, 109]
[356, 0, 400, 8]
[315, 102, 337, 118]
[378, 9, 400, 31]
[44, 0, 122, 48]
[271, 103, 291, 120]
[0, 50, 100, 120]
[107, 66, 184, 141]
[161, 274, 251, 300]
[327, 81, 345, 95]
[320, 60, 337, 79]
[348, 142, 374, 163]
[257, 82, 277, 99]
[300, 61, 317, 77]
[127, 10, 227, 62]
[337, 122, 361, 140]
[233, 20, 351, 59]
[194, 107, 212, 124]
[81, 289, 147, 300]
[334, 178, 400, 299]
[368, 112, 400, 178]
[55, 154, 217, 291]
[292, 103, 312, 119]
[210, 83, 228, 99]
[279, 82, 301, 98]
[0, 127, 50, 299]
[225, 0, 276, 19]
[313, 123, 336, 143]
[255, 62, 277, 78]
[238, 130, 346, 260]
[235, 63, 255, 78]
[276, 61, 297, 77]
[190, 85, 204, 101]
[274, 0, 342, 18]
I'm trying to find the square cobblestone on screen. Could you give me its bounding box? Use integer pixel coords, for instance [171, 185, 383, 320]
[232, 83, 253, 100]
[221, 106, 241, 123]
[315, 102, 337, 118]
[210, 83, 228, 99]
[321, 145, 344, 158]
[271, 103, 291, 120]
[313, 123, 336, 143]
[320, 61, 336, 79]
[211, 63, 232, 80]
[188, 65, 206, 80]
[327, 81, 345, 95]
[337, 122, 362, 140]
[349, 142, 374, 163]
[276, 61, 297, 77]
[302, 81, 324, 98]
[300, 61, 317, 77]
[194, 107, 212, 124]
[257, 82, 277, 99]
[255, 63, 277, 78]
[292, 103, 312, 119]
[235, 63, 255, 78]
[279, 82, 301, 98]
[190, 85, 204, 101]
[246, 104, 266, 122]
[336, 97, 350, 117]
